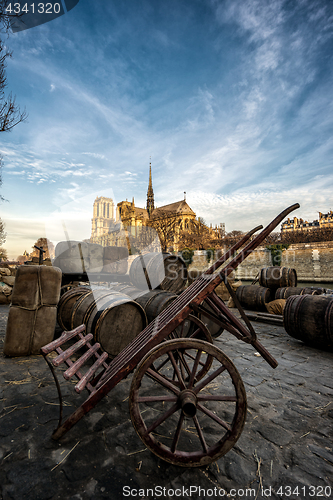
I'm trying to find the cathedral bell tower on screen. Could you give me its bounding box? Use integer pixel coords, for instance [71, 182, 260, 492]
[146, 162, 155, 216]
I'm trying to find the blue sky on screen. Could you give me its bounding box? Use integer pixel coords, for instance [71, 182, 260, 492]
[1, 0, 333, 258]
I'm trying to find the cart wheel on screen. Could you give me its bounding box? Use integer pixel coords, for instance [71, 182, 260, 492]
[129, 338, 247, 467]
[170, 314, 212, 343]
[157, 316, 213, 383]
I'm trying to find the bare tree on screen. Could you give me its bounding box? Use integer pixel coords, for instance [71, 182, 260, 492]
[0, 4, 27, 200]
[178, 217, 212, 250]
[280, 227, 333, 244]
[147, 210, 183, 252]
[0, 216, 6, 259]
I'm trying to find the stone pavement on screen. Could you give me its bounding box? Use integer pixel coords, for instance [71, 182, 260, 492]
[0, 304, 332, 500]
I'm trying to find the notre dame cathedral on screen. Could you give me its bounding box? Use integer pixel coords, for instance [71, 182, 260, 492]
[90, 163, 197, 249]
[90, 163, 225, 251]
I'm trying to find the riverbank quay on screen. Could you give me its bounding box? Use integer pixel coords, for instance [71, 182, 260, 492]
[0, 304, 332, 500]
[188, 242, 333, 283]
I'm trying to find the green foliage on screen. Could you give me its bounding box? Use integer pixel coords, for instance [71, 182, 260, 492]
[180, 247, 194, 266]
[206, 248, 215, 263]
[266, 244, 289, 267]
[0, 246, 7, 260]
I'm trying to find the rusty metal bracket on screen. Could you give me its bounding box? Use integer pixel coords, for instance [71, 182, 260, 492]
[43, 353, 64, 430]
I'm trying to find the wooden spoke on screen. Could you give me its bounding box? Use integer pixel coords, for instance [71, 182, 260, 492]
[167, 351, 186, 390]
[171, 412, 185, 453]
[152, 356, 169, 373]
[154, 316, 213, 384]
[146, 403, 179, 434]
[193, 415, 208, 454]
[188, 349, 202, 389]
[146, 367, 180, 395]
[197, 403, 232, 432]
[193, 365, 227, 394]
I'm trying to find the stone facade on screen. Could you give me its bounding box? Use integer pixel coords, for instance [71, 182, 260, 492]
[91, 196, 117, 241]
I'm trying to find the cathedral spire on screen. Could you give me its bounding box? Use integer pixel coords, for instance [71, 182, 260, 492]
[146, 160, 155, 216]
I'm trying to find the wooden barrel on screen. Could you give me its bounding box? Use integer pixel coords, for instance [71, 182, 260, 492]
[135, 289, 177, 324]
[57, 286, 91, 330]
[275, 286, 325, 299]
[259, 267, 297, 289]
[236, 285, 272, 311]
[129, 253, 187, 293]
[70, 289, 126, 331]
[91, 296, 147, 357]
[283, 294, 333, 348]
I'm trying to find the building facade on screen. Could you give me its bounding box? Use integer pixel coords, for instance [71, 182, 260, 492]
[281, 210, 333, 232]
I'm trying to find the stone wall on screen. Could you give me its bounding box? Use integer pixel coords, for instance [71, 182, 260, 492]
[234, 248, 272, 281]
[186, 243, 333, 283]
[233, 242, 333, 283]
[187, 249, 272, 281]
[280, 241, 333, 282]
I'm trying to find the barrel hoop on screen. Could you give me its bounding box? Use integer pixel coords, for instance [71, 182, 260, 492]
[135, 292, 159, 311]
[275, 287, 286, 299]
[294, 294, 307, 335]
[82, 292, 124, 327]
[325, 298, 333, 342]
[82, 291, 109, 325]
[72, 291, 125, 329]
[91, 297, 143, 341]
[70, 291, 94, 329]
[94, 298, 128, 335]
[57, 287, 90, 329]
[286, 268, 291, 285]
[284, 295, 300, 335]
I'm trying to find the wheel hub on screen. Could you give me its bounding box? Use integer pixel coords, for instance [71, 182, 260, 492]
[179, 389, 197, 418]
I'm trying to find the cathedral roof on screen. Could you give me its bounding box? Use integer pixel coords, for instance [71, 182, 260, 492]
[152, 200, 196, 217]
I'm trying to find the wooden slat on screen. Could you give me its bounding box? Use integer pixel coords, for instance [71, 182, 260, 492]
[52, 334, 93, 367]
[63, 343, 101, 380]
[75, 352, 109, 393]
[40, 325, 86, 354]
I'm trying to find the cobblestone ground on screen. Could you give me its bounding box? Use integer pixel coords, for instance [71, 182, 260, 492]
[0, 304, 332, 500]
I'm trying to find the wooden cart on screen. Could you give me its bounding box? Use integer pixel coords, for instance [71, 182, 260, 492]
[41, 204, 299, 467]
